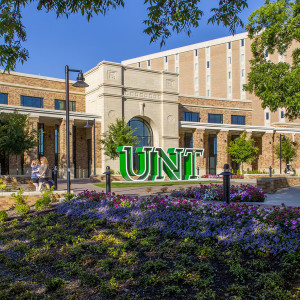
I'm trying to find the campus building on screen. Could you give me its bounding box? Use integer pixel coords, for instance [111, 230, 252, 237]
[0, 32, 299, 177]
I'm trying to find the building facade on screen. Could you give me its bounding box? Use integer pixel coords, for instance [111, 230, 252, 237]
[0, 32, 299, 177]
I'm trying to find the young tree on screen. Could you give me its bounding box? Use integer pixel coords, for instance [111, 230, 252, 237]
[0, 111, 38, 173]
[244, 0, 300, 119]
[274, 137, 297, 164]
[0, 0, 249, 71]
[226, 131, 259, 172]
[99, 118, 138, 160]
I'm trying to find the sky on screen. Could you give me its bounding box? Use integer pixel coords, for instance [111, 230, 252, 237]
[15, 0, 265, 80]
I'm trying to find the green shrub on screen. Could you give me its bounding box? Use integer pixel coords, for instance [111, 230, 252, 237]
[63, 193, 75, 202]
[35, 187, 55, 210]
[45, 277, 65, 292]
[0, 179, 7, 191]
[11, 188, 27, 205]
[0, 211, 8, 223]
[15, 204, 30, 215]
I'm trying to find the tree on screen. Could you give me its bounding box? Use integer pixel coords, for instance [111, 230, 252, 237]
[0, 0, 249, 71]
[0, 111, 38, 173]
[99, 118, 138, 160]
[274, 136, 297, 164]
[244, 0, 300, 120]
[226, 131, 259, 172]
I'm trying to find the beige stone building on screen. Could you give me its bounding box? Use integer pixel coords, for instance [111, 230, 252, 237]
[0, 32, 299, 177]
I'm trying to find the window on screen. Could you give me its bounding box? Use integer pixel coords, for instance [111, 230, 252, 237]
[265, 50, 269, 58]
[138, 62, 141, 68]
[206, 47, 210, 55]
[228, 86, 232, 94]
[266, 112, 270, 120]
[241, 39, 245, 47]
[165, 56, 168, 63]
[207, 75, 210, 84]
[0, 93, 8, 104]
[184, 112, 200, 122]
[195, 91, 199, 96]
[175, 67, 179, 73]
[228, 42, 231, 49]
[228, 57, 232, 64]
[55, 100, 75, 111]
[207, 89, 210, 97]
[38, 123, 44, 158]
[241, 69, 245, 77]
[194, 63, 198, 71]
[241, 54, 245, 62]
[281, 111, 284, 118]
[208, 114, 223, 124]
[184, 132, 193, 148]
[176, 53, 179, 60]
[195, 49, 198, 57]
[194, 77, 198, 85]
[207, 61, 210, 68]
[21, 96, 43, 108]
[147, 60, 151, 67]
[228, 72, 231, 79]
[231, 115, 245, 125]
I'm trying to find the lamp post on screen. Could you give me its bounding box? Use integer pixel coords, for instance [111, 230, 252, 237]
[65, 66, 89, 193]
[279, 134, 286, 175]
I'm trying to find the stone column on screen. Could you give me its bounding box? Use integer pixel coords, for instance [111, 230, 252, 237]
[192, 129, 207, 175]
[91, 120, 102, 176]
[217, 130, 230, 174]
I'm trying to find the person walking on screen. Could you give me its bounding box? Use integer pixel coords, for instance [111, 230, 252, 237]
[38, 157, 51, 191]
[31, 159, 40, 191]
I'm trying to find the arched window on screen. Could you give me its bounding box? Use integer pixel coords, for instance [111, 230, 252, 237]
[128, 117, 153, 170]
[128, 117, 153, 147]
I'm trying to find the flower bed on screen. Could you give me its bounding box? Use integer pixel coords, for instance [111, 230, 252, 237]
[57, 191, 300, 256]
[183, 184, 265, 202]
[201, 174, 244, 179]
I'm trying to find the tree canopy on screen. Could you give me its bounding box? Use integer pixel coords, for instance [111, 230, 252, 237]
[226, 131, 259, 172]
[274, 136, 298, 164]
[0, 0, 249, 71]
[244, 0, 300, 120]
[99, 118, 138, 160]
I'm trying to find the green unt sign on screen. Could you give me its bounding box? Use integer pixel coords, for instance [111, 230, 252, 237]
[116, 146, 204, 181]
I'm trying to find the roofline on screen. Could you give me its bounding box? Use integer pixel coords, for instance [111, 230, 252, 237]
[122, 32, 248, 65]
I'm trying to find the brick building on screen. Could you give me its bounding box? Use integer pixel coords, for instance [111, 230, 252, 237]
[0, 32, 299, 177]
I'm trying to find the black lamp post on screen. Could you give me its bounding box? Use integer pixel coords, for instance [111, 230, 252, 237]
[279, 134, 286, 175]
[65, 66, 89, 193]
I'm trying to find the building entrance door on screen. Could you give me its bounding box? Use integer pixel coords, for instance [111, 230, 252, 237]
[208, 134, 217, 175]
[0, 151, 9, 175]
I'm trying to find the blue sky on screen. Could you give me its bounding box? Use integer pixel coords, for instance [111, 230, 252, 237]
[16, 1, 264, 80]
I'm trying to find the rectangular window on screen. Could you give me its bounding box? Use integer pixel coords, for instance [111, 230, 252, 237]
[0, 93, 8, 104]
[206, 47, 210, 55]
[165, 56, 168, 63]
[241, 69, 245, 77]
[55, 99, 75, 111]
[241, 54, 245, 62]
[228, 86, 232, 94]
[147, 60, 151, 67]
[184, 132, 193, 148]
[207, 89, 210, 97]
[228, 42, 231, 50]
[207, 75, 210, 84]
[228, 57, 232, 64]
[195, 49, 198, 57]
[281, 111, 284, 118]
[207, 61, 210, 68]
[241, 39, 245, 47]
[21, 96, 43, 108]
[266, 112, 270, 120]
[208, 114, 223, 124]
[175, 66, 179, 73]
[38, 123, 44, 158]
[228, 72, 231, 79]
[195, 91, 199, 96]
[138, 62, 141, 67]
[184, 112, 200, 122]
[194, 77, 198, 85]
[231, 115, 246, 125]
[265, 50, 269, 57]
[176, 53, 179, 60]
[194, 63, 198, 71]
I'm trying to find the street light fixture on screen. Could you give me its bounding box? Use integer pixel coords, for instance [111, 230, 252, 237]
[65, 66, 89, 193]
[280, 134, 286, 175]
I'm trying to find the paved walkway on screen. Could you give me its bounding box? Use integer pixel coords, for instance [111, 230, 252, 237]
[56, 179, 300, 207]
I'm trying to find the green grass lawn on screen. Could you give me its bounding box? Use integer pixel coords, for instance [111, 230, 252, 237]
[0, 207, 299, 299]
[93, 180, 220, 188]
